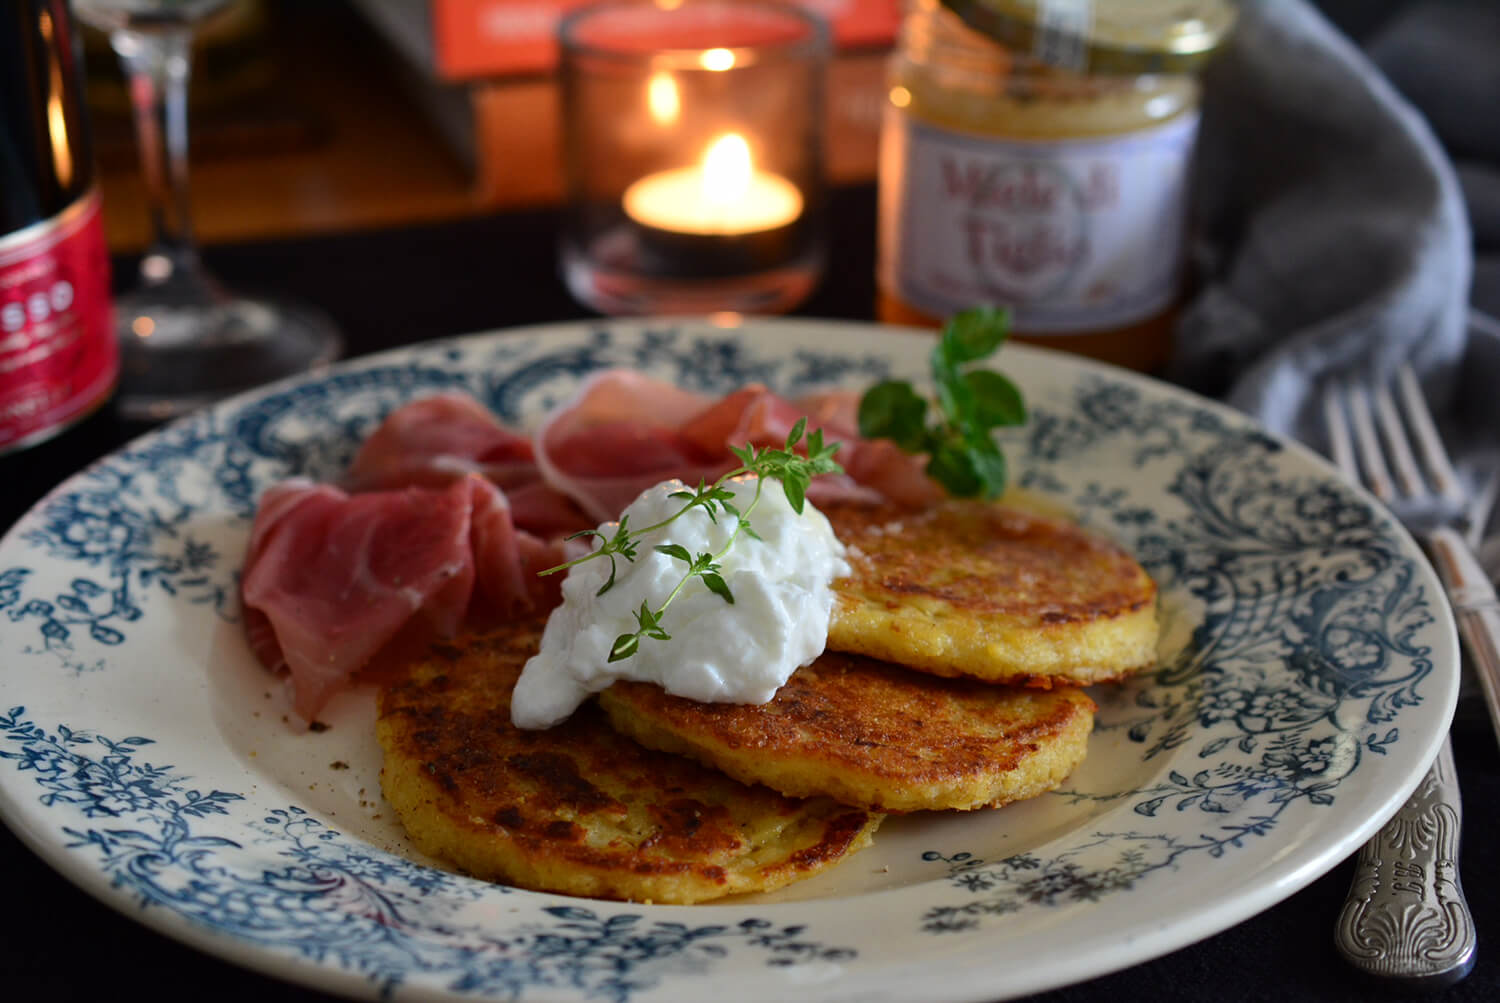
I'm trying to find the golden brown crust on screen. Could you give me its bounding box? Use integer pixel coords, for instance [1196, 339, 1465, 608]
[598, 651, 1096, 813]
[377, 622, 881, 903]
[825, 499, 1159, 685]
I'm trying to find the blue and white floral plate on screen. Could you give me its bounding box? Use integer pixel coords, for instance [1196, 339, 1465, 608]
[0, 319, 1458, 1002]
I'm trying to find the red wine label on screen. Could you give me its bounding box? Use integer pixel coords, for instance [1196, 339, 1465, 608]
[0, 189, 116, 451]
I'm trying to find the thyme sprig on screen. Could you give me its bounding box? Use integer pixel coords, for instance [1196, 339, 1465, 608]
[538, 418, 842, 662]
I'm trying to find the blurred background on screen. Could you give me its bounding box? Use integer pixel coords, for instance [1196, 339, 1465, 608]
[81, 0, 893, 251]
[79, 0, 1498, 317]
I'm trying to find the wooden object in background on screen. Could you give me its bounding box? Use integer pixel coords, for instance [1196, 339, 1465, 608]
[95, 4, 488, 252]
[351, 0, 899, 79]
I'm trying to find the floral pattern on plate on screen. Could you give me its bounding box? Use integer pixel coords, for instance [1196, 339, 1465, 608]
[0, 320, 1457, 1002]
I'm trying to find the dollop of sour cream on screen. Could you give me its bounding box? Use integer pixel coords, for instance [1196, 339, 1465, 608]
[510, 476, 850, 729]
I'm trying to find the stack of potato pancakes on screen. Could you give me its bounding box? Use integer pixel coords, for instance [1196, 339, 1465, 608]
[376, 498, 1159, 904]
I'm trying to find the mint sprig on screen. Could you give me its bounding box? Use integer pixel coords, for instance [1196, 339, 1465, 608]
[539, 419, 842, 662]
[858, 307, 1025, 498]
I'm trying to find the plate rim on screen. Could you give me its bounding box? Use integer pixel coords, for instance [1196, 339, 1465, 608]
[0, 315, 1460, 1002]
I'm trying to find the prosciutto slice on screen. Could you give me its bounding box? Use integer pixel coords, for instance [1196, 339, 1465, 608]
[532, 372, 731, 522]
[535, 372, 941, 521]
[343, 392, 536, 491]
[241, 475, 565, 721]
[343, 391, 592, 536]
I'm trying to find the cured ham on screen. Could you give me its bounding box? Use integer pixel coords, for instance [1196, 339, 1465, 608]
[242, 394, 580, 722]
[535, 372, 941, 521]
[531, 372, 733, 522]
[343, 392, 536, 492]
[243, 478, 476, 720]
[242, 377, 942, 721]
[343, 391, 592, 535]
[242, 475, 567, 721]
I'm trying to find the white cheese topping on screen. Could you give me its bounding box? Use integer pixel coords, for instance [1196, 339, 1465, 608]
[510, 476, 850, 729]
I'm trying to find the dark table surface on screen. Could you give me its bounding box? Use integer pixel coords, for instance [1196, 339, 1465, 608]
[2, 185, 1497, 1002]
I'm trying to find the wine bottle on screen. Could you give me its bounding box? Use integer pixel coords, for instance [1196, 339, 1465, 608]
[0, 0, 116, 455]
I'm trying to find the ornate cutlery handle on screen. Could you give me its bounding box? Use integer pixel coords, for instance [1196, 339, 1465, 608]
[1334, 738, 1476, 987]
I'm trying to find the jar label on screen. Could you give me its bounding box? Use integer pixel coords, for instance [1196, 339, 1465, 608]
[0, 190, 116, 451]
[880, 110, 1200, 332]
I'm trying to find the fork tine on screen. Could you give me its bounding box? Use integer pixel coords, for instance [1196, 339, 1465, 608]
[1345, 381, 1396, 504]
[1322, 381, 1359, 480]
[1395, 365, 1467, 511]
[1372, 381, 1425, 500]
[1468, 467, 1498, 552]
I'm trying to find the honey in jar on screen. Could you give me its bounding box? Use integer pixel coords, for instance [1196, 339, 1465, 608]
[877, 0, 1235, 371]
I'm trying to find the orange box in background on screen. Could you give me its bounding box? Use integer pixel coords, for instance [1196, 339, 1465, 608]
[431, 0, 901, 78]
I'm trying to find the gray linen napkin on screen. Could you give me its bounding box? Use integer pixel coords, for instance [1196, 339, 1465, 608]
[1170, 0, 1499, 543]
[1367, 0, 1500, 505]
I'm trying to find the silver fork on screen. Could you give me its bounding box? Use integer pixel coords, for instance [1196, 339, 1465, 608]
[1323, 365, 1489, 988]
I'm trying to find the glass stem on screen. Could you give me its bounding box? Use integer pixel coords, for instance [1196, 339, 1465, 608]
[111, 27, 214, 299]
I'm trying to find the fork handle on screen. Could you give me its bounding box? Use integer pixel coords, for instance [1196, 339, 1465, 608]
[1428, 527, 1500, 748]
[1334, 737, 1476, 987]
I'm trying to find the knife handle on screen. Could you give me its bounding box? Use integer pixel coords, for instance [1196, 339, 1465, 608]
[1334, 737, 1476, 987]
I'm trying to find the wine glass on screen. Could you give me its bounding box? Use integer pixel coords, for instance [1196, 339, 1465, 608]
[73, 0, 341, 422]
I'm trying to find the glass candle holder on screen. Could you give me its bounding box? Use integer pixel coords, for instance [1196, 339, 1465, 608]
[559, 0, 830, 316]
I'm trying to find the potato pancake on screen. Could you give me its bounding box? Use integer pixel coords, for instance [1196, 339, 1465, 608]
[824, 499, 1158, 686]
[598, 652, 1095, 813]
[377, 621, 882, 904]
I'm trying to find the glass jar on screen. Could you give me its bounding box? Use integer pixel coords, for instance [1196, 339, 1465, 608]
[877, 0, 1235, 371]
[558, 0, 830, 317]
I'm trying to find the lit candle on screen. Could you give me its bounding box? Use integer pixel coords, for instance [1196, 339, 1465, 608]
[623, 134, 803, 237]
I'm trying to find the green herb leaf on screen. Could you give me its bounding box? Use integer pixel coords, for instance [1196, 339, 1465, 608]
[633, 601, 670, 638]
[782, 473, 807, 514]
[963, 369, 1027, 430]
[858, 380, 931, 452]
[926, 445, 982, 498]
[595, 557, 618, 596]
[934, 367, 975, 429]
[701, 572, 734, 603]
[785, 416, 808, 452]
[939, 305, 1011, 366]
[966, 440, 1008, 499]
[654, 543, 692, 564]
[608, 633, 639, 662]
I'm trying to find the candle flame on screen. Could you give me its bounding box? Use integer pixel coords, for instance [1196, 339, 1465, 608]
[621, 131, 800, 236]
[701, 134, 752, 206]
[647, 72, 680, 125]
[699, 47, 736, 71]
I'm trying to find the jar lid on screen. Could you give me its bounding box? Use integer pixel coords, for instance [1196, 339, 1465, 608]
[937, 0, 1237, 74]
